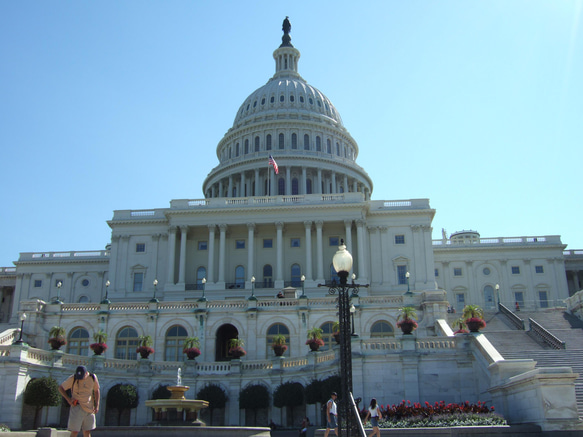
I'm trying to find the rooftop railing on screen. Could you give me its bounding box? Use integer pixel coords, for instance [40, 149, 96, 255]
[18, 250, 110, 262]
[433, 235, 563, 247]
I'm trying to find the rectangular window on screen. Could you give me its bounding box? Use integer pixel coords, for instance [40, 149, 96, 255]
[34, 279, 42, 288]
[397, 265, 408, 285]
[263, 239, 273, 248]
[456, 294, 465, 312]
[291, 238, 300, 248]
[514, 291, 524, 308]
[454, 267, 462, 277]
[198, 241, 208, 250]
[539, 291, 549, 308]
[133, 273, 144, 292]
[535, 265, 544, 274]
[136, 243, 146, 253]
[511, 266, 520, 274]
[395, 235, 405, 244]
[329, 236, 339, 246]
[235, 240, 245, 249]
[434, 268, 439, 277]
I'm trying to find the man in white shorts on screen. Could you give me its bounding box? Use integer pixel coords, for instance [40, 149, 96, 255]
[59, 366, 100, 437]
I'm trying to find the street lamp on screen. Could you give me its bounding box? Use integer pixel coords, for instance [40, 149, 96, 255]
[319, 239, 369, 436]
[54, 281, 63, 304]
[13, 313, 27, 345]
[404, 271, 412, 296]
[102, 280, 111, 304]
[199, 278, 207, 302]
[249, 276, 256, 300]
[301, 274, 306, 298]
[150, 279, 159, 303]
[495, 284, 500, 309]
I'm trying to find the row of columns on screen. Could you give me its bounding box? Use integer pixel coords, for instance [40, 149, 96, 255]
[206, 166, 369, 199]
[165, 220, 370, 289]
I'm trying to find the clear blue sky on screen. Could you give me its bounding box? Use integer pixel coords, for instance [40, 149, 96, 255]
[1, 1, 582, 267]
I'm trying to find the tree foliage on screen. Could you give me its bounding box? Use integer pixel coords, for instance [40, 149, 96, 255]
[23, 377, 60, 428]
[150, 384, 171, 400]
[239, 384, 269, 426]
[305, 379, 324, 405]
[273, 381, 304, 425]
[107, 383, 139, 425]
[197, 384, 228, 426]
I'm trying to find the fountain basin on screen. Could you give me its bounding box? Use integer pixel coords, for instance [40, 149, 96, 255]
[145, 385, 209, 426]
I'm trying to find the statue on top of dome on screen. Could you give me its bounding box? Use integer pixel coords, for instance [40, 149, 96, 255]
[280, 16, 293, 48]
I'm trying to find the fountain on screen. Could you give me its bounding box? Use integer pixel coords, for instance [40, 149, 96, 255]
[145, 368, 209, 426]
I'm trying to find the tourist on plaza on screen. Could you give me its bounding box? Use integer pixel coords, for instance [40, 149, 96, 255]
[58, 366, 101, 437]
[299, 416, 310, 436]
[324, 392, 338, 437]
[364, 398, 383, 437]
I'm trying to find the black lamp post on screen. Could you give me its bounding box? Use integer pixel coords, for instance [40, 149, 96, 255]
[350, 304, 357, 336]
[54, 281, 63, 304]
[13, 313, 27, 345]
[150, 279, 159, 303]
[198, 278, 207, 302]
[404, 271, 412, 296]
[102, 280, 111, 304]
[319, 239, 368, 436]
[495, 284, 500, 310]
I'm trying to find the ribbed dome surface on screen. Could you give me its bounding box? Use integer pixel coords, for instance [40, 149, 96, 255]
[232, 77, 344, 128]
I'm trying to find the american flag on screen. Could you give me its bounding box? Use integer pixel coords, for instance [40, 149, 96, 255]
[268, 155, 279, 174]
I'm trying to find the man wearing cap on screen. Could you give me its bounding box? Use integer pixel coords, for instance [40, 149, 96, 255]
[324, 392, 338, 437]
[58, 366, 100, 437]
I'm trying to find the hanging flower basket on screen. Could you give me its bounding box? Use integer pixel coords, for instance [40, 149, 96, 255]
[183, 347, 201, 360]
[229, 346, 246, 359]
[90, 342, 107, 355]
[465, 317, 486, 332]
[397, 319, 418, 335]
[137, 346, 155, 359]
[306, 338, 324, 351]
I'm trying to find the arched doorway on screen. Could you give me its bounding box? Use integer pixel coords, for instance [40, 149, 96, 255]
[215, 324, 239, 361]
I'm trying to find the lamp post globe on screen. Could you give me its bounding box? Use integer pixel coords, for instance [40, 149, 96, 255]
[14, 313, 27, 345]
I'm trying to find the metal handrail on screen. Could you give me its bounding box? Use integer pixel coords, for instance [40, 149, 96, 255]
[529, 318, 566, 349]
[498, 303, 525, 330]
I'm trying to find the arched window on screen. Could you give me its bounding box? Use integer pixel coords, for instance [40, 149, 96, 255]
[279, 133, 285, 149]
[255, 136, 260, 152]
[336, 142, 340, 155]
[304, 134, 310, 150]
[115, 326, 139, 360]
[263, 264, 273, 288]
[371, 321, 395, 338]
[327, 139, 332, 154]
[306, 179, 312, 194]
[330, 264, 339, 285]
[235, 143, 240, 157]
[266, 323, 290, 356]
[484, 285, 495, 309]
[291, 264, 301, 287]
[165, 325, 188, 361]
[229, 148, 232, 159]
[235, 265, 245, 288]
[244, 139, 249, 154]
[197, 267, 206, 290]
[320, 321, 336, 350]
[68, 327, 89, 356]
[291, 133, 297, 149]
[278, 178, 285, 195]
[266, 134, 272, 150]
[292, 178, 299, 195]
[316, 136, 321, 151]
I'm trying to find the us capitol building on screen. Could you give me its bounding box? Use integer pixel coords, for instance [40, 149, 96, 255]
[1, 18, 583, 432]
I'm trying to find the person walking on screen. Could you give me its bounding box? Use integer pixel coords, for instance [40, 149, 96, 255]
[58, 366, 100, 437]
[324, 392, 338, 437]
[364, 398, 382, 437]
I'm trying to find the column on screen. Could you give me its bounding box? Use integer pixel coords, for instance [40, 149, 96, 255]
[247, 223, 255, 281]
[302, 167, 307, 195]
[165, 227, 177, 287]
[316, 221, 324, 282]
[119, 235, 130, 292]
[218, 224, 227, 284]
[151, 234, 161, 278]
[343, 175, 348, 193]
[344, 220, 354, 277]
[379, 226, 388, 285]
[285, 167, 291, 195]
[304, 221, 313, 280]
[108, 235, 120, 291]
[275, 222, 284, 287]
[317, 169, 322, 194]
[356, 220, 368, 283]
[270, 168, 275, 196]
[228, 175, 233, 198]
[219, 179, 224, 198]
[207, 225, 216, 283]
[368, 226, 379, 284]
[254, 169, 259, 196]
[353, 180, 358, 193]
[178, 226, 188, 287]
[331, 172, 337, 194]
